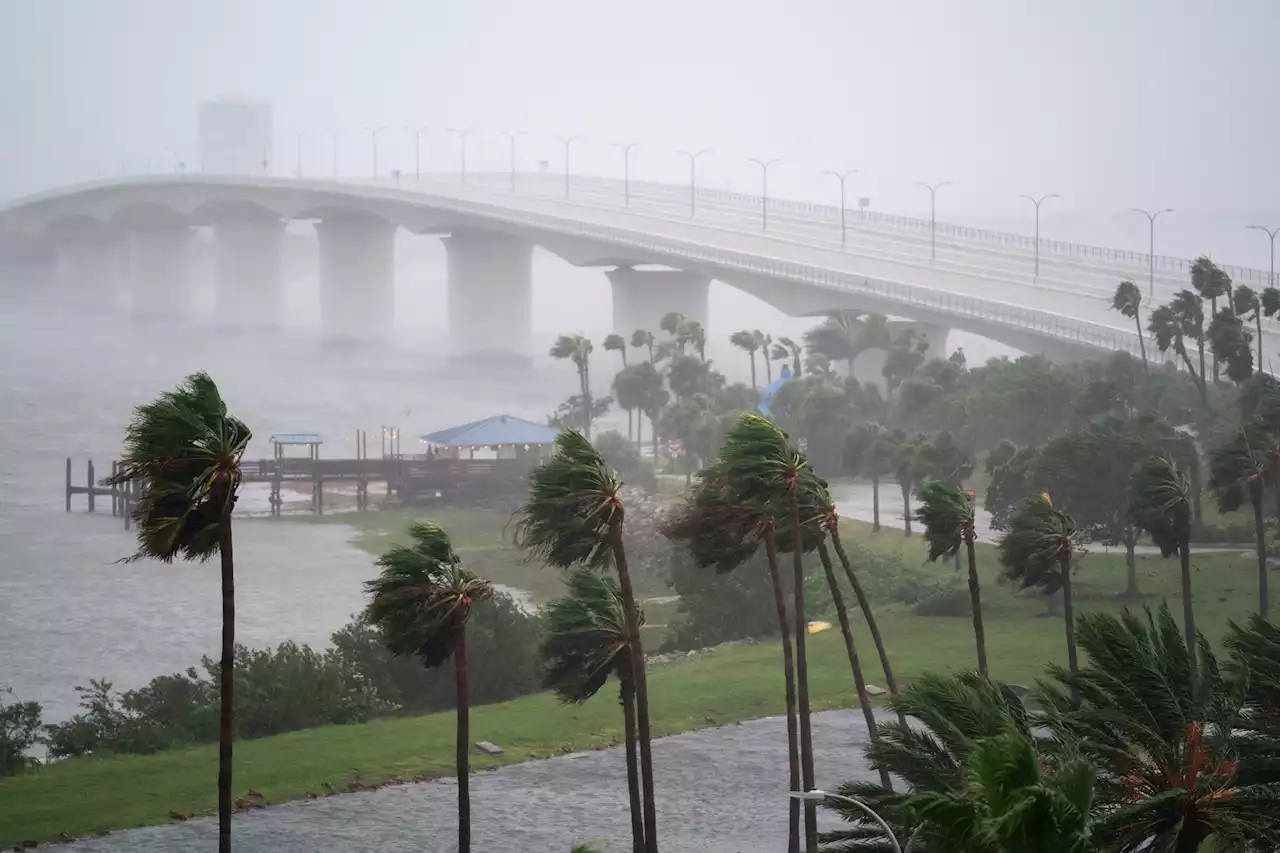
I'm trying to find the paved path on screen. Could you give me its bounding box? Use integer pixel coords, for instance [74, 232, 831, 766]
[62, 709, 883, 853]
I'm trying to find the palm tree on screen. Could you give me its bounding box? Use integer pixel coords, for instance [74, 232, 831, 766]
[905, 732, 1095, 853]
[659, 311, 684, 339]
[551, 334, 595, 438]
[824, 672, 1034, 853]
[664, 463, 805, 853]
[106, 372, 250, 853]
[1111, 280, 1149, 376]
[772, 336, 803, 378]
[516, 430, 659, 853]
[678, 319, 708, 361]
[603, 333, 628, 368]
[997, 494, 1082, 681]
[719, 413, 825, 853]
[1041, 605, 1280, 853]
[761, 332, 775, 384]
[365, 522, 493, 853]
[1128, 454, 1197, 683]
[914, 479, 988, 676]
[730, 329, 764, 388]
[613, 364, 649, 447]
[630, 328, 656, 363]
[844, 422, 889, 532]
[1209, 425, 1270, 619]
[541, 567, 646, 853]
[641, 381, 670, 464]
[892, 430, 919, 536]
[1191, 256, 1232, 382]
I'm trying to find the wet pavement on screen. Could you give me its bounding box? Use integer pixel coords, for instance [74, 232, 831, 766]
[61, 708, 884, 853]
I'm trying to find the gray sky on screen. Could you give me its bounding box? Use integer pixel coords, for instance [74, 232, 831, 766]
[2, 0, 1278, 357]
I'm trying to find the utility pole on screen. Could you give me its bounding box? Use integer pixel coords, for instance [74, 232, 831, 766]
[917, 180, 952, 262]
[554, 135, 583, 197]
[1131, 207, 1175, 300]
[823, 169, 859, 248]
[500, 131, 527, 191]
[612, 142, 641, 207]
[1019, 193, 1059, 280]
[407, 126, 428, 181]
[678, 149, 711, 218]
[748, 157, 781, 232]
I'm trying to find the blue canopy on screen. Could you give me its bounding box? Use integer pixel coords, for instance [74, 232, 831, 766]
[756, 364, 793, 415]
[422, 414, 560, 448]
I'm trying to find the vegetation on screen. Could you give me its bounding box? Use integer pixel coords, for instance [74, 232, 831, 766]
[915, 479, 988, 675]
[105, 372, 251, 853]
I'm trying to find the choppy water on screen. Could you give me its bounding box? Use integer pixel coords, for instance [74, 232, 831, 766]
[56, 708, 884, 853]
[0, 293, 565, 722]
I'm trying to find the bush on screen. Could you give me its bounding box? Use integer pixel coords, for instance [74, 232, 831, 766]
[662, 549, 779, 652]
[43, 593, 542, 759]
[913, 585, 973, 617]
[595, 430, 657, 493]
[0, 688, 42, 776]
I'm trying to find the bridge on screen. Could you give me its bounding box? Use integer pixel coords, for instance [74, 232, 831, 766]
[1, 171, 1273, 363]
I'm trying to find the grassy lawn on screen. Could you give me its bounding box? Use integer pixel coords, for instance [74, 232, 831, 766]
[2, 517, 1265, 846]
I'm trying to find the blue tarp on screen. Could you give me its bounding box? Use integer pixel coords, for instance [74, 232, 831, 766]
[756, 364, 793, 416]
[422, 414, 561, 448]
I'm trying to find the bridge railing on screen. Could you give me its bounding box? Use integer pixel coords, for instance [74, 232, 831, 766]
[419, 181, 1156, 360]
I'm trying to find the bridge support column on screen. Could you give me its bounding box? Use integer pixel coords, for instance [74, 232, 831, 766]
[213, 218, 284, 328]
[316, 215, 396, 341]
[125, 224, 194, 318]
[606, 266, 710, 336]
[443, 230, 533, 358]
[55, 238, 122, 312]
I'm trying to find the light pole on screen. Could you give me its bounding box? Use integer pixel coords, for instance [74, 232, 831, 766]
[367, 126, 389, 179]
[407, 126, 428, 181]
[612, 142, 641, 207]
[917, 180, 952, 262]
[500, 131, 527, 191]
[823, 169, 859, 248]
[329, 130, 341, 177]
[1019, 192, 1059, 280]
[293, 131, 305, 177]
[1131, 207, 1175, 300]
[790, 791, 919, 853]
[748, 157, 781, 232]
[553, 135, 583, 197]
[1247, 225, 1280, 290]
[448, 128, 473, 182]
[678, 149, 711, 218]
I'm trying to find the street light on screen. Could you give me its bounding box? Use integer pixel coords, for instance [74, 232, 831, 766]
[500, 131, 527, 191]
[1019, 193, 1059, 280]
[917, 180, 952, 262]
[612, 142, 641, 207]
[823, 169, 859, 248]
[367, 126, 389, 179]
[553, 135, 583, 197]
[328, 130, 341, 178]
[748, 157, 781, 232]
[407, 126, 428, 181]
[1131, 207, 1175, 300]
[789, 791, 918, 853]
[448, 128, 473, 182]
[1247, 225, 1280, 290]
[678, 149, 711, 218]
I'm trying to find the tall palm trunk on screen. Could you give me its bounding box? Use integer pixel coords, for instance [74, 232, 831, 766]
[899, 481, 912, 536]
[749, 352, 757, 389]
[870, 474, 881, 532]
[1252, 482, 1269, 620]
[217, 518, 235, 853]
[627, 409, 633, 445]
[621, 675, 645, 853]
[816, 541, 891, 791]
[829, 526, 905, 727]
[1059, 553, 1079, 690]
[454, 622, 471, 853]
[1134, 314, 1149, 377]
[635, 409, 643, 450]
[765, 354, 773, 384]
[610, 523, 659, 853]
[763, 531, 801, 853]
[1179, 539, 1198, 687]
[1211, 297, 1219, 382]
[789, 499, 818, 853]
[964, 533, 989, 677]
[650, 414, 659, 464]
[1120, 530, 1141, 600]
[582, 363, 593, 439]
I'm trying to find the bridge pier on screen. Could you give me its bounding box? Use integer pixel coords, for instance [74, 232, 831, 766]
[606, 266, 711, 336]
[55, 237, 122, 312]
[213, 218, 284, 328]
[125, 224, 194, 318]
[444, 230, 533, 359]
[316, 214, 396, 341]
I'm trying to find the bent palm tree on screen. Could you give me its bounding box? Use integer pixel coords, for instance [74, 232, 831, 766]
[772, 335, 803, 378]
[915, 479, 988, 676]
[551, 334, 595, 437]
[1111, 279, 1149, 376]
[730, 329, 764, 388]
[107, 372, 250, 853]
[997, 494, 1082, 681]
[1128, 454, 1198, 683]
[365, 522, 493, 853]
[516, 430, 659, 853]
[541, 567, 646, 853]
[631, 328, 656, 363]
[1209, 426, 1271, 619]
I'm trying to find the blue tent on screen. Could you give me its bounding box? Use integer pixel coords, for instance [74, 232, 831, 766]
[756, 364, 793, 415]
[421, 414, 560, 448]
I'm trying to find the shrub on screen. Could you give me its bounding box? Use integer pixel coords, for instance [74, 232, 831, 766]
[0, 687, 42, 776]
[661, 549, 779, 652]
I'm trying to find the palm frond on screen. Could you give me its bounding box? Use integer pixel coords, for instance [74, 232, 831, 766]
[107, 372, 251, 563]
[1127, 454, 1192, 557]
[997, 494, 1079, 593]
[539, 567, 637, 703]
[515, 429, 623, 570]
[914, 479, 974, 562]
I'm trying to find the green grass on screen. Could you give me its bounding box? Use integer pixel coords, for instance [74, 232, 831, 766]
[2, 518, 1265, 846]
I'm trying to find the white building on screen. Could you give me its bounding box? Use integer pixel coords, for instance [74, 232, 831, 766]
[198, 96, 273, 175]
